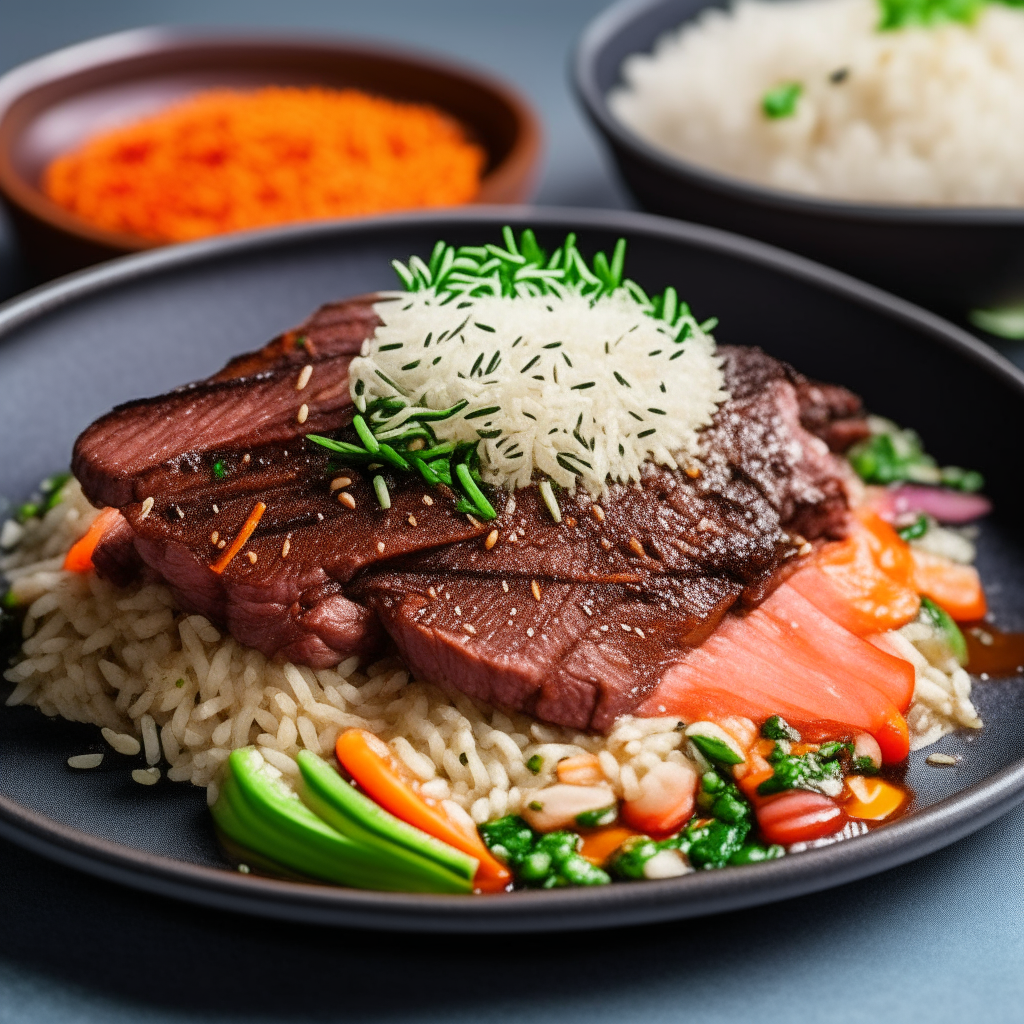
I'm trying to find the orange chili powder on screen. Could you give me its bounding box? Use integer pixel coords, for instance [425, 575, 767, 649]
[43, 87, 487, 243]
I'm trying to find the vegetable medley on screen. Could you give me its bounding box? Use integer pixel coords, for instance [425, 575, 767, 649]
[212, 712, 911, 893]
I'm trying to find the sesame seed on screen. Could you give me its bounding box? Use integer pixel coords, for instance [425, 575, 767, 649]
[296, 364, 313, 390]
[485, 529, 499, 550]
[635, 627, 645, 638]
[243, 454, 251, 463]
[429, 587, 437, 599]
[466, 514, 480, 527]
[140, 497, 154, 520]
[657, 705, 666, 713]
[463, 623, 476, 635]
[317, 512, 324, 521]
[628, 536, 645, 557]
[212, 504, 220, 514]
[408, 515, 418, 527]
[600, 625, 609, 632]
[510, 608, 517, 615]
[247, 551, 258, 564]
[591, 504, 605, 523]
[527, 627, 535, 637]
[600, 538, 612, 550]
[330, 476, 352, 491]
[210, 531, 219, 545]
[217, 540, 227, 549]
[376, 541, 385, 554]
[455, 605, 462, 615]
[281, 538, 291, 558]
[582, 606, 592, 616]
[175, 505, 184, 519]
[621, 623, 632, 631]
[339, 492, 356, 509]
[422, 495, 434, 506]
[531, 580, 542, 601]
[508, 620, 513, 626]
[502, 580, 509, 592]
[297, 403, 309, 425]
[685, 465, 701, 478]
[446, 592, 451, 600]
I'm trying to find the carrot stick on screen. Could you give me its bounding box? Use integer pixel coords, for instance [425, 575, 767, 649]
[63, 507, 122, 573]
[210, 501, 266, 574]
[910, 548, 987, 622]
[335, 729, 511, 892]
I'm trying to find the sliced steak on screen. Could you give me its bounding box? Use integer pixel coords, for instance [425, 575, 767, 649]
[351, 346, 863, 728]
[72, 296, 867, 729]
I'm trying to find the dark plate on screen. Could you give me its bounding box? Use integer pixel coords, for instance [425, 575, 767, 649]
[574, 0, 1024, 317]
[0, 28, 541, 279]
[1, 207, 1023, 933]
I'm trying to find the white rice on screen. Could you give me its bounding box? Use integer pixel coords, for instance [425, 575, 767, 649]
[2, 480, 980, 812]
[610, 0, 1024, 206]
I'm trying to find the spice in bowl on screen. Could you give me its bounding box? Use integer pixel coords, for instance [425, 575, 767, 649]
[43, 86, 487, 243]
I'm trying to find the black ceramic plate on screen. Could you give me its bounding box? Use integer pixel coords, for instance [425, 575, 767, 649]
[1, 208, 1023, 933]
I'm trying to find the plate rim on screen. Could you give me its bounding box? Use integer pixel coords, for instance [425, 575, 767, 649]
[2, 204, 1024, 932]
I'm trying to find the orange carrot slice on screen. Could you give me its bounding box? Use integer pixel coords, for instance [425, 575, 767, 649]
[335, 729, 511, 892]
[63, 507, 122, 573]
[579, 826, 638, 866]
[789, 537, 921, 636]
[210, 501, 266, 574]
[910, 549, 987, 622]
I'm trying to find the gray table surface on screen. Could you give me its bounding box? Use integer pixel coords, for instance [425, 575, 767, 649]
[1, 3, 1023, 1022]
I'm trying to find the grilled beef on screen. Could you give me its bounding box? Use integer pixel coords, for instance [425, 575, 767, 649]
[73, 297, 867, 731]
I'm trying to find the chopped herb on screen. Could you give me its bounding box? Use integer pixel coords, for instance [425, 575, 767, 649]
[212, 460, 227, 480]
[528, 801, 543, 812]
[897, 514, 929, 541]
[762, 715, 801, 742]
[372, 475, 391, 510]
[689, 733, 744, 766]
[847, 421, 984, 492]
[175, 678, 185, 688]
[919, 595, 969, 666]
[526, 754, 544, 774]
[756, 742, 848, 797]
[575, 805, 617, 828]
[459, 752, 469, 766]
[877, 0, 984, 31]
[762, 82, 803, 119]
[479, 816, 610, 888]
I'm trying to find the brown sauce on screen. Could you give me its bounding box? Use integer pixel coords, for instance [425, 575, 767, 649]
[964, 622, 1024, 678]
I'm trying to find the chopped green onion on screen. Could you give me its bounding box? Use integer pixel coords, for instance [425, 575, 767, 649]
[538, 479, 561, 524]
[372, 475, 391, 510]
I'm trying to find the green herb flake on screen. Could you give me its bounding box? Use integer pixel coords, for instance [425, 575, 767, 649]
[526, 754, 544, 774]
[897, 514, 929, 541]
[762, 82, 803, 119]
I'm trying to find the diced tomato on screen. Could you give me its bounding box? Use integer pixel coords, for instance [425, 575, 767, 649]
[910, 549, 987, 622]
[757, 791, 848, 845]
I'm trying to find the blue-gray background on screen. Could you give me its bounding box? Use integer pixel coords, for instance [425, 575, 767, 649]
[0, 3, 1022, 1022]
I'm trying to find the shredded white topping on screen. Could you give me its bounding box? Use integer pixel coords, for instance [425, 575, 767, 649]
[350, 290, 727, 494]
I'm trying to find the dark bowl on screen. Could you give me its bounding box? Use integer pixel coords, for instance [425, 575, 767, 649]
[1, 206, 1024, 932]
[0, 28, 542, 279]
[574, 0, 1024, 318]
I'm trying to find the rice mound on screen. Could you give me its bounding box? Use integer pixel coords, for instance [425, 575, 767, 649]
[2, 481, 981, 810]
[610, 0, 1024, 206]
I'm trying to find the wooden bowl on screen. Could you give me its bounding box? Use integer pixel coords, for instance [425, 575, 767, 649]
[0, 28, 542, 279]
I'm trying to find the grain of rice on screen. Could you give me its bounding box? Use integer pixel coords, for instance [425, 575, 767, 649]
[68, 753, 104, 769]
[102, 727, 141, 756]
[132, 767, 161, 786]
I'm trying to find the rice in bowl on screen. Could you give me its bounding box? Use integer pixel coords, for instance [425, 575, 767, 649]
[610, 0, 1024, 205]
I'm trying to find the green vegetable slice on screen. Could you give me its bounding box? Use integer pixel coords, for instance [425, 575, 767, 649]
[295, 750, 477, 881]
[214, 747, 472, 893]
[689, 733, 744, 766]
